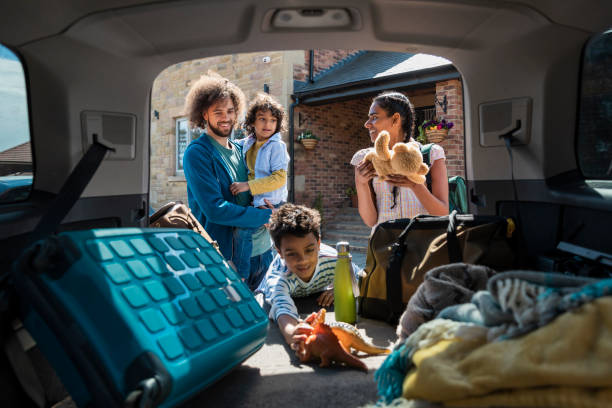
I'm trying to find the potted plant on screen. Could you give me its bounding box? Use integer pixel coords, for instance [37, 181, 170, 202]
[346, 186, 358, 208]
[418, 118, 454, 143]
[297, 130, 319, 150]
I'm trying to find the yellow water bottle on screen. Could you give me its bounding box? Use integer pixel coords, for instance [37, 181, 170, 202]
[334, 241, 356, 324]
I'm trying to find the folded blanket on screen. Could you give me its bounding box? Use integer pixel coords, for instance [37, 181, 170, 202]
[364, 388, 612, 408]
[395, 263, 495, 343]
[376, 319, 487, 403]
[402, 297, 612, 407]
[448, 387, 612, 408]
[439, 271, 609, 341]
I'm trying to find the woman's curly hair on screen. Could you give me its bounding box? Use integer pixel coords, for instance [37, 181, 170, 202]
[184, 71, 246, 130]
[243, 93, 288, 136]
[269, 203, 321, 249]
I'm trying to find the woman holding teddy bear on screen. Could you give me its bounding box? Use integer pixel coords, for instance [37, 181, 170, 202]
[351, 91, 449, 227]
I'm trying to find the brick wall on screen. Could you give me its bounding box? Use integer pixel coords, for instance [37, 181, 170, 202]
[293, 49, 360, 81]
[434, 79, 465, 178]
[150, 51, 302, 209]
[293, 97, 372, 212]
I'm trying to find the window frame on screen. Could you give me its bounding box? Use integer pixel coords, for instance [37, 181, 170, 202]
[0, 43, 34, 203]
[575, 28, 612, 180]
[175, 117, 195, 176]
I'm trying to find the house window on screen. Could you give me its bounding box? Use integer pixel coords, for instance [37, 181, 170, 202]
[576, 29, 612, 179]
[175, 119, 242, 175]
[175, 118, 198, 174]
[0, 43, 33, 203]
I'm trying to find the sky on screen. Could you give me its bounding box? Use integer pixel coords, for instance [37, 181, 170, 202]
[0, 45, 30, 153]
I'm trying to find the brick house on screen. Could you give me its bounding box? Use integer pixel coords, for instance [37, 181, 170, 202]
[149, 50, 464, 219]
[291, 51, 464, 215]
[0, 141, 32, 175]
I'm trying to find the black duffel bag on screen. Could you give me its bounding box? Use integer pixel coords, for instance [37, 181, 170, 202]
[358, 211, 517, 324]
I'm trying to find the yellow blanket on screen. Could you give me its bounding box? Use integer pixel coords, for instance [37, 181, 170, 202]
[403, 297, 612, 407]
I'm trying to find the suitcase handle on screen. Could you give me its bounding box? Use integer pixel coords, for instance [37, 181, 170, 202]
[125, 378, 160, 408]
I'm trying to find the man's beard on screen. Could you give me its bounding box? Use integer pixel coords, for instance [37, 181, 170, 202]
[207, 121, 234, 138]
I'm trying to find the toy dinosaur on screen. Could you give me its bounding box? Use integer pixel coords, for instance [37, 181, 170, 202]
[364, 130, 429, 184]
[296, 309, 391, 372]
[306, 309, 391, 356]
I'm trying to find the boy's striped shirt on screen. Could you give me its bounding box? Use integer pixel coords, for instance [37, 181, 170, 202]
[256, 243, 357, 321]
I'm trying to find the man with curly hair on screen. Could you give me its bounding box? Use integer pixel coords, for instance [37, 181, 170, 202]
[228, 93, 290, 282]
[183, 72, 274, 289]
[255, 203, 360, 348]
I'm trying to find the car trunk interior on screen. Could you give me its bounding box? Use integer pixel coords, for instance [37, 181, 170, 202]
[0, 1, 610, 406]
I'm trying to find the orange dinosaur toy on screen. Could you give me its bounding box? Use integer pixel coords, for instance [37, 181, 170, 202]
[295, 309, 391, 372]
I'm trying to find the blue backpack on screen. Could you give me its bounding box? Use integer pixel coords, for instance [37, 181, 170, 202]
[420, 143, 468, 214]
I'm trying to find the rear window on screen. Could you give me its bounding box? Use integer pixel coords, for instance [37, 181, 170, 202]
[576, 29, 612, 179]
[0, 44, 32, 202]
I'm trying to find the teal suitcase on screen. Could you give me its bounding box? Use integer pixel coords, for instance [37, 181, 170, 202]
[13, 228, 268, 407]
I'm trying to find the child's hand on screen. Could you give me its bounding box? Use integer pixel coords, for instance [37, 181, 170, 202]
[230, 182, 250, 195]
[261, 199, 277, 228]
[289, 322, 313, 351]
[317, 289, 334, 308]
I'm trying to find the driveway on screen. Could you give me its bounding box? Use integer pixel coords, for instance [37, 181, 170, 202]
[184, 294, 397, 407]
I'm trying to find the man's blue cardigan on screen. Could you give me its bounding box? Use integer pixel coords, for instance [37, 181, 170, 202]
[183, 133, 272, 260]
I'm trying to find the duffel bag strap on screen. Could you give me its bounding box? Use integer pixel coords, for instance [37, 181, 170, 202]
[446, 210, 463, 263]
[385, 211, 462, 323]
[385, 217, 419, 324]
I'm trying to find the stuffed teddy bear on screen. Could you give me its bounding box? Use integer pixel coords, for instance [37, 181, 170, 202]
[364, 131, 429, 184]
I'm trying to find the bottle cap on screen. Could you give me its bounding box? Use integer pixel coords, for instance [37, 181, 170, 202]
[336, 241, 350, 254]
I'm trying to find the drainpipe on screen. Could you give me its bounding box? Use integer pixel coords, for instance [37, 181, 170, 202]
[289, 51, 312, 201]
[308, 50, 314, 83]
[288, 96, 300, 202]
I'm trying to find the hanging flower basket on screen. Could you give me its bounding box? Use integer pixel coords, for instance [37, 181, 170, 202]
[298, 130, 319, 150]
[300, 138, 318, 150]
[420, 118, 453, 144]
[425, 128, 449, 143]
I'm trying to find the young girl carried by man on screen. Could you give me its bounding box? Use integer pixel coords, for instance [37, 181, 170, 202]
[230, 93, 290, 287]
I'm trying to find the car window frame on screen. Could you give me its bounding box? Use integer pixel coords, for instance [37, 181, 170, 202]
[574, 28, 612, 181]
[0, 42, 35, 203]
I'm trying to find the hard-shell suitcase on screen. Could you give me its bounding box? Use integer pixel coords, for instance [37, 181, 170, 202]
[13, 227, 268, 407]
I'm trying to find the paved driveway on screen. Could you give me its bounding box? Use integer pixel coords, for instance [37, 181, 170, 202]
[184, 294, 397, 407]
